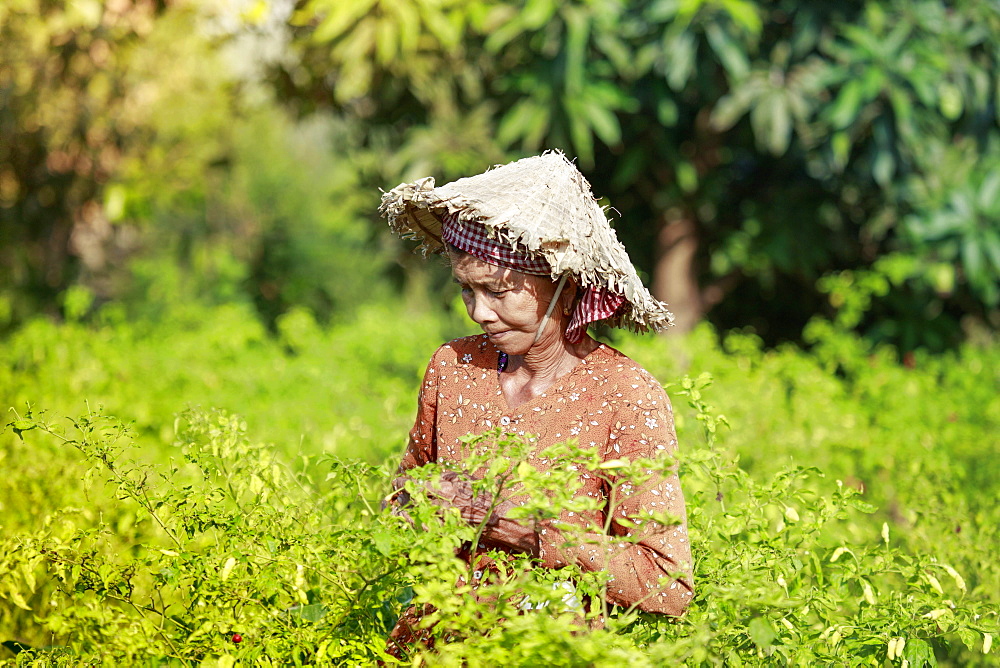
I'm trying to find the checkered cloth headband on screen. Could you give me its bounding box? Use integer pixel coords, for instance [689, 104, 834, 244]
[440, 212, 550, 275]
[440, 212, 624, 343]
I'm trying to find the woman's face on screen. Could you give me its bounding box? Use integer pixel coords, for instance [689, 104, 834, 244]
[449, 252, 565, 356]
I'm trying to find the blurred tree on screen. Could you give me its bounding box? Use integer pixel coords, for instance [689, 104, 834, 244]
[230, 111, 394, 328]
[284, 0, 1000, 350]
[1, 0, 155, 323]
[0, 0, 242, 327]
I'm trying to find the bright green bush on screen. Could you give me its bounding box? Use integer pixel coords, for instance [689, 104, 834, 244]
[1, 293, 998, 665]
[0, 297, 462, 465]
[2, 362, 997, 665]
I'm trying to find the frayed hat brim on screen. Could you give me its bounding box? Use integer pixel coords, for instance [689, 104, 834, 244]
[379, 150, 673, 333]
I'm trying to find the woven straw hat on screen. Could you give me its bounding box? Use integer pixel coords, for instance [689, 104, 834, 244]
[379, 150, 674, 333]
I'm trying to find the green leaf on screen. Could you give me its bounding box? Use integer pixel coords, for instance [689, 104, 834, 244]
[831, 131, 851, 170]
[939, 82, 964, 120]
[858, 66, 884, 103]
[2, 641, 33, 656]
[285, 603, 329, 623]
[484, 16, 525, 53]
[977, 170, 1000, 212]
[374, 16, 398, 65]
[663, 29, 696, 90]
[961, 238, 984, 286]
[657, 97, 679, 126]
[563, 6, 589, 96]
[567, 106, 595, 168]
[902, 638, 937, 667]
[10, 419, 35, 440]
[705, 23, 749, 80]
[721, 0, 762, 36]
[872, 149, 895, 188]
[979, 228, 1000, 272]
[676, 161, 698, 194]
[956, 626, 980, 651]
[496, 100, 547, 148]
[748, 616, 776, 648]
[829, 79, 863, 129]
[310, 0, 375, 43]
[848, 498, 877, 513]
[581, 98, 622, 146]
[371, 528, 392, 556]
[521, 0, 557, 30]
[752, 90, 791, 155]
[711, 87, 753, 131]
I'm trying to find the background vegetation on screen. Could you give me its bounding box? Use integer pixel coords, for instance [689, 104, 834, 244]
[1, 0, 998, 665]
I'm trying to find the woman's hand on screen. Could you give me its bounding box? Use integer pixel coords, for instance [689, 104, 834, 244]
[424, 470, 499, 527]
[386, 471, 497, 527]
[388, 472, 539, 555]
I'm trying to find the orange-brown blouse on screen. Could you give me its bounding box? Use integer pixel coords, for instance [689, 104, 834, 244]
[399, 335, 694, 615]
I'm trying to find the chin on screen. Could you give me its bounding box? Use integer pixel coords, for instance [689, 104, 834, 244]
[486, 330, 531, 355]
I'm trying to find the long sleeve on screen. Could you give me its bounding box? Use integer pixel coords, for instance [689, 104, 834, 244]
[398, 351, 440, 472]
[530, 383, 694, 615]
[393, 338, 694, 616]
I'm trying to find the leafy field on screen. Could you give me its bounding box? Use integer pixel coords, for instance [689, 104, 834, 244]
[2, 299, 998, 666]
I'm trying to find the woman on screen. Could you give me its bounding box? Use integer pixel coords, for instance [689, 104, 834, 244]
[379, 152, 693, 650]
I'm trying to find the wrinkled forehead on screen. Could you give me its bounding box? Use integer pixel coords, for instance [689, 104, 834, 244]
[449, 251, 552, 291]
[449, 250, 519, 282]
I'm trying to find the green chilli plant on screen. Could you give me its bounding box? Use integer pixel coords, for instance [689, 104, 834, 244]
[1, 391, 995, 666]
[626, 375, 997, 666]
[1, 406, 410, 665]
[380, 427, 688, 666]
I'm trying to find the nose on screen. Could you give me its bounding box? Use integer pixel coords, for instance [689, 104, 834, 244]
[466, 292, 497, 326]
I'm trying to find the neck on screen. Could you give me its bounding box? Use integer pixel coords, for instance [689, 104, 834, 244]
[510, 328, 598, 380]
[498, 328, 599, 408]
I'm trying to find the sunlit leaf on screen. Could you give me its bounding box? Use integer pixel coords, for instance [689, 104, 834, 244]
[522, 0, 557, 30]
[748, 616, 776, 648]
[662, 29, 696, 91]
[829, 79, 863, 129]
[581, 98, 622, 147]
[872, 149, 895, 188]
[310, 0, 375, 43]
[977, 170, 1000, 212]
[711, 89, 752, 131]
[705, 22, 749, 80]
[721, 0, 762, 36]
[751, 90, 791, 155]
[375, 17, 398, 66]
[939, 82, 964, 120]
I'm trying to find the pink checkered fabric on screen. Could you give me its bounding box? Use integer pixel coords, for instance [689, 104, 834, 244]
[565, 286, 625, 343]
[440, 211, 625, 343]
[440, 211, 550, 275]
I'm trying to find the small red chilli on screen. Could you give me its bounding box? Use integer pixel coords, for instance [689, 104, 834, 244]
[232, 633, 242, 644]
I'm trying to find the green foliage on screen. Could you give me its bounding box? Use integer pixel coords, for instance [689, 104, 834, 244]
[284, 0, 1000, 348]
[2, 407, 405, 664]
[212, 110, 393, 328]
[902, 139, 1000, 310]
[0, 0, 241, 325]
[6, 0, 998, 351]
[1, 313, 998, 665]
[0, 296, 461, 465]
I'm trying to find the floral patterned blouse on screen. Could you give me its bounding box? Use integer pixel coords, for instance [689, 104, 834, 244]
[398, 334, 694, 615]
